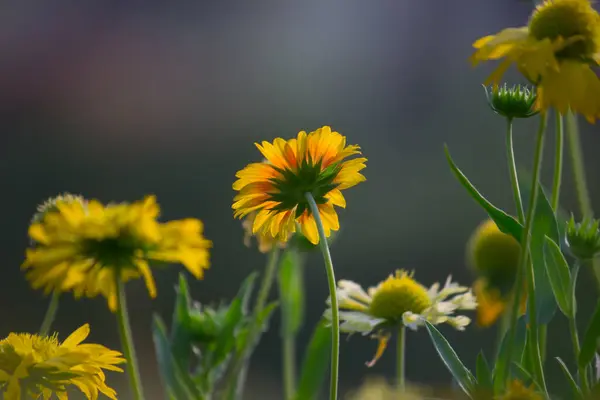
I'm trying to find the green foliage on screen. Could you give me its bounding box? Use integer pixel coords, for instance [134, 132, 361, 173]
[278, 249, 305, 337]
[152, 273, 278, 399]
[544, 237, 575, 317]
[579, 300, 600, 369]
[475, 351, 492, 393]
[424, 321, 476, 397]
[295, 320, 332, 400]
[493, 317, 527, 395]
[556, 357, 584, 400]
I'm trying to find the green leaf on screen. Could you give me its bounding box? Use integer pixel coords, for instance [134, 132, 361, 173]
[579, 299, 600, 368]
[295, 320, 333, 400]
[171, 274, 193, 367]
[556, 357, 584, 400]
[476, 351, 492, 390]
[152, 315, 204, 400]
[493, 316, 527, 395]
[570, 264, 580, 318]
[424, 321, 476, 396]
[444, 145, 523, 240]
[543, 237, 573, 317]
[212, 273, 258, 367]
[278, 250, 305, 336]
[511, 363, 541, 392]
[527, 185, 559, 324]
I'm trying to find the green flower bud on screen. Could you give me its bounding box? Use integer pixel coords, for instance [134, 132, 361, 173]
[484, 84, 538, 119]
[566, 215, 600, 261]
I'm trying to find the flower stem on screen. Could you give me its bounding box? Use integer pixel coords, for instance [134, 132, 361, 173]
[283, 335, 297, 400]
[116, 279, 145, 400]
[223, 247, 281, 400]
[39, 290, 60, 336]
[565, 112, 600, 288]
[505, 118, 525, 222]
[551, 111, 564, 212]
[396, 326, 406, 391]
[503, 113, 548, 393]
[305, 192, 339, 400]
[568, 283, 589, 393]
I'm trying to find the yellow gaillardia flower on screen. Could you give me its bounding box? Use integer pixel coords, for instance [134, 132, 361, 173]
[467, 219, 525, 327]
[0, 324, 124, 400]
[324, 270, 476, 365]
[31, 193, 86, 224]
[471, 0, 600, 122]
[232, 126, 367, 245]
[23, 195, 212, 311]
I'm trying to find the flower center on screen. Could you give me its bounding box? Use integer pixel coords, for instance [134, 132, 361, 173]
[368, 271, 432, 320]
[268, 161, 341, 216]
[83, 234, 150, 269]
[528, 0, 600, 60]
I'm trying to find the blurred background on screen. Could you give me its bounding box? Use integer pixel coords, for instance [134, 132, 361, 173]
[1, 1, 600, 399]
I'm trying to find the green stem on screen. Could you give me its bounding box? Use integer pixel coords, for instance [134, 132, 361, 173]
[223, 247, 281, 400]
[504, 113, 548, 393]
[305, 192, 339, 400]
[551, 111, 564, 212]
[116, 279, 145, 400]
[39, 291, 60, 336]
[283, 335, 296, 400]
[397, 326, 406, 391]
[506, 118, 525, 222]
[565, 111, 600, 289]
[569, 311, 589, 392]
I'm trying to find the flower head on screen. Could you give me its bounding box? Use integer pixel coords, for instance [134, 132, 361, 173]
[471, 0, 600, 122]
[232, 126, 366, 245]
[484, 84, 539, 119]
[0, 324, 124, 400]
[23, 195, 212, 311]
[31, 193, 86, 224]
[499, 380, 543, 400]
[324, 270, 476, 366]
[467, 219, 525, 327]
[566, 215, 600, 260]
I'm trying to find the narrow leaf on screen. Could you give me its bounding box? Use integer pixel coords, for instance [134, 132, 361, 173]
[278, 250, 305, 336]
[424, 321, 476, 396]
[543, 237, 573, 317]
[493, 316, 527, 395]
[295, 320, 333, 400]
[444, 145, 523, 240]
[556, 357, 584, 400]
[570, 264, 580, 318]
[152, 316, 203, 400]
[511, 363, 541, 392]
[171, 274, 193, 367]
[579, 299, 600, 368]
[476, 351, 492, 390]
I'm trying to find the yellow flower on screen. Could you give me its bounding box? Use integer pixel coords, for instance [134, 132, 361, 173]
[242, 212, 287, 253]
[467, 219, 525, 327]
[470, 0, 600, 122]
[23, 195, 212, 311]
[0, 324, 124, 400]
[232, 126, 366, 245]
[324, 270, 476, 366]
[345, 378, 428, 400]
[499, 380, 543, 400]
[31, 193, 86, 224]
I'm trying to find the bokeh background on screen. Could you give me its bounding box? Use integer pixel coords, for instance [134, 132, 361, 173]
[1, 1, 600, 399]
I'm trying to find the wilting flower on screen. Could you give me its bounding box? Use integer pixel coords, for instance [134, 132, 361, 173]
[242, 212, 287, 253]
[23, 195, 212, 311]
[324, 270, 476, 365]
[471, 0, 600, 122]
[0, 324, 124, 400]
[467, 219, 525, 327]
[499, 380, 543, 400]
[232, 126, 366, 245]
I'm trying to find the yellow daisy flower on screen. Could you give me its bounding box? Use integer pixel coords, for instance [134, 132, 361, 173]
[471, 0, 600, 122]
[242, 212, 287, 254]
[0, 324, 124, 400]
[324, 270, 476, 366]
[499, 380, 543, 400]
[467, 219, 526, 327]
[23, 195, 212, 311]
[232, 126, 366, 245]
